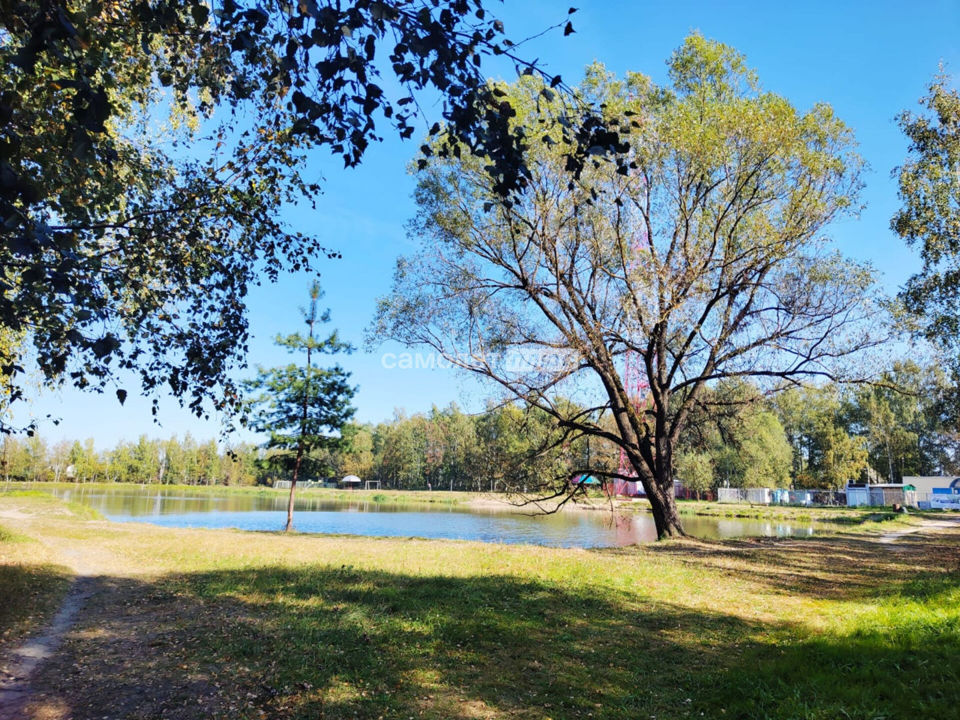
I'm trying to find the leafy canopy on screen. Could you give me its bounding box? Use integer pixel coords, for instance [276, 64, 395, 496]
[895, 74, 960, 355]
[374, 34, 883, 536]
[0, 0, 588, 431]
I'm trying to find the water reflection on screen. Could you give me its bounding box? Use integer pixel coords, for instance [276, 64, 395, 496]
[35, 485, 817, 548]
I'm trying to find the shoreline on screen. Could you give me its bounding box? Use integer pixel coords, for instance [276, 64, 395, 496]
[5, 481, 944, 529]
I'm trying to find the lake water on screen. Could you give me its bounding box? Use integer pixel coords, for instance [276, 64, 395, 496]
[41, 485, 817, 548]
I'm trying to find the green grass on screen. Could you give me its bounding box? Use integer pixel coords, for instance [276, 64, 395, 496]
[672, 499, 919, 527]
[0, 487, 105, 520]
[0, 522, 73, 650]
[709, 572, 960, 718]
[0, 523, 31, 543]
[1, 495, 958, 719]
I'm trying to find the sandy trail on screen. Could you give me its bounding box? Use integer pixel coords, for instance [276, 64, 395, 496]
[0, 542, 106, 720]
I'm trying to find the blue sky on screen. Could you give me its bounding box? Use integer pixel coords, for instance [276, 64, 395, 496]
[22, 0, 960, 447]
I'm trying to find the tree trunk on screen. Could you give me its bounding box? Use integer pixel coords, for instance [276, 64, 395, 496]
[645, 478, 685, 539]
[286, 446, 303, 532]
[627, 444, 685, 539]
[287, 296, 316, 532]
[284, 479, 297, 532]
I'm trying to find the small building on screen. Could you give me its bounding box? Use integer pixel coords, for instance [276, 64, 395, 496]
[339, 474, 363, 490]
[902, 476, 960, 496]
[900, 476, 960, 509]
[846, 482, 916, 508]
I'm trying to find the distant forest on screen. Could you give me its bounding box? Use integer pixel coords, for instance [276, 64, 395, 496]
[4, 362, 959, 492]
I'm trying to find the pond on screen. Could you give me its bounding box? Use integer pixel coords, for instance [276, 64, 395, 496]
[41, 485, 818, 548]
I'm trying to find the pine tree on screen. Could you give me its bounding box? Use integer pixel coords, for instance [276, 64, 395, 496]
[245, 282, 356, 531]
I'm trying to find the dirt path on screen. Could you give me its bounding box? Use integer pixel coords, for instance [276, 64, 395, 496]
[0, 541, 107, 720]
[0, 528, 242, 720]
[0, 576, 94, 720]
[877, 515, 960, 544]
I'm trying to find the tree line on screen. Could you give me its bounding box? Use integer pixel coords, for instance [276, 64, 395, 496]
[676, 362, 960, 494]
[0, 434, 261, 486]
[0, 404, 586, 490]
[5, 359, 958, 492]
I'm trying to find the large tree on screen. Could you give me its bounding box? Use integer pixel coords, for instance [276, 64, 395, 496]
[0, 0, 592, 431]
[374, 35, 884, 538]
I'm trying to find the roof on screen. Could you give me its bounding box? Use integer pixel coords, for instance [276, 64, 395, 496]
[341, 475, 363, 483]
[847, 483, 915, 490]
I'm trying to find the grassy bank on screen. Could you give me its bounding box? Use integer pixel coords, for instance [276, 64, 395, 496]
[673, 499, 911, 524]
[2, 481, 480, 506]
[1, 494, 958, 719]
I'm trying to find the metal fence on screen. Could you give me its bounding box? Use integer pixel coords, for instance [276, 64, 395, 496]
[716, 487, 847, 506]
[716, 487, 960, 509]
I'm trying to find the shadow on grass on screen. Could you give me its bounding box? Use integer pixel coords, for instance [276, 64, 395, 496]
[0, 561, 72, 652]
[163, 566, 758, 719]
[708, 611, 960, 719]
[645, 532, 960, 603]
[18, 560, 960, 720]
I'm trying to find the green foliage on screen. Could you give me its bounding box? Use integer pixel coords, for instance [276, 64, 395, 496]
[0, 433, 262, 486]
[845, 360, 960, 480]
[375, 34, 881, 537]
[244, 282, 356, 480]
[719, 411, 793, 489]
[674, 451, 713, 496]
[676, 383, 792, 490]
[773, 385, 868, 489]
[895, 74, 960, 355]
[0, 1, 582, 429]
[337, 401, 590, 492]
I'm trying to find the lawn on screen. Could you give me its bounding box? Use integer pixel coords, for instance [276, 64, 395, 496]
[0, 494, 957, 719]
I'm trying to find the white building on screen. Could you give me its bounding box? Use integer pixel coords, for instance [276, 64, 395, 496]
[902, 476, 960, 509]
[901, 476, 960, 496]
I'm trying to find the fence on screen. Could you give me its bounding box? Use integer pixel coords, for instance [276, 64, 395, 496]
[716, 487, 847, 506]
[716, 487, 960, 509]
[273, 480, 331, 490]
